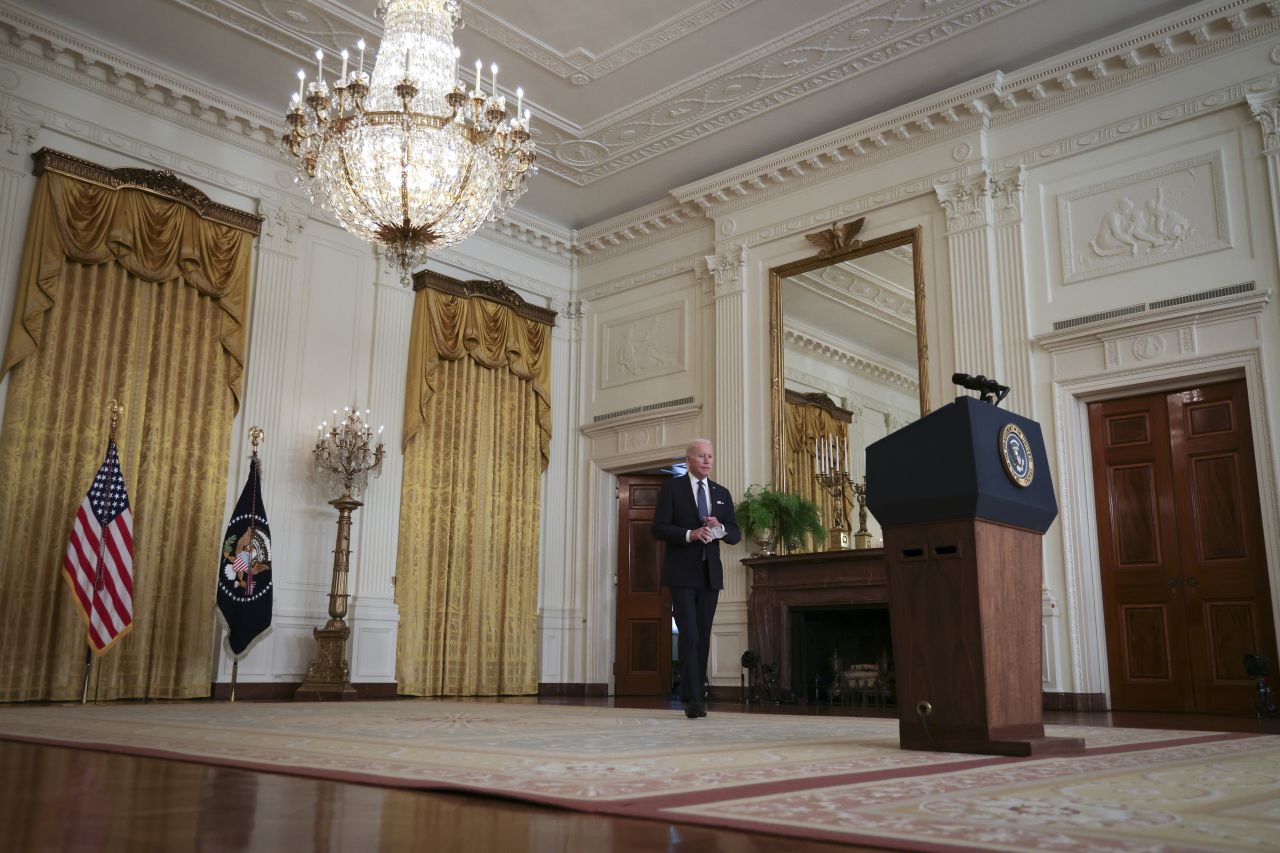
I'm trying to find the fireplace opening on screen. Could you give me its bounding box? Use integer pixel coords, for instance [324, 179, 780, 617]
[790, 605, 894, 707]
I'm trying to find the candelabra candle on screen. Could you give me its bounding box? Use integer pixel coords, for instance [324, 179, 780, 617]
[313, 404, 385, 498]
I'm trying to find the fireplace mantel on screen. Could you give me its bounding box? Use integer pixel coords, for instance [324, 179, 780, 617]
[743, 549, 888, 695]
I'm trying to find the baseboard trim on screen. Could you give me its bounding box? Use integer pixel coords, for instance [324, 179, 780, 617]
[537, 682, 609, 698]
[210, 681, 399, 701]
[1042, 691, 1108, 712]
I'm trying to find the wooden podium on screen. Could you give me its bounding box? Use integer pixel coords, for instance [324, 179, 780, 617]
[866, 397, 1083, 757]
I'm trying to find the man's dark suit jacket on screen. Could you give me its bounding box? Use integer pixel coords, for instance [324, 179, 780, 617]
[651, 475, 741, 589]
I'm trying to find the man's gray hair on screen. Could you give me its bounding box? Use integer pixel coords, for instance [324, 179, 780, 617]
[685, 438, 713, 457]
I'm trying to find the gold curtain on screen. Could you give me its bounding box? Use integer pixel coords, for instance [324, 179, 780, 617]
[397, 284, 551, 696]
[0, 158, 257, 701]
[785, 395, 853, 553]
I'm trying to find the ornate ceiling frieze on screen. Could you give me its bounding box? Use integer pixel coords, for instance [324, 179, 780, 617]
[464, 0, 759, 83]
[541, 0, 1043, 184]
[4, 0, 1277, 258]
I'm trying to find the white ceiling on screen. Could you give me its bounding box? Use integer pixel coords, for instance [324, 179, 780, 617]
[22, 0, 1197, 229]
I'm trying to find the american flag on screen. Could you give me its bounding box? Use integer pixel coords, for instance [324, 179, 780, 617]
[63, 439, 134, 654]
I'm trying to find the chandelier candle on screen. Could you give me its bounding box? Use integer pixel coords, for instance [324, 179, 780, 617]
[283, 0, 537, 285]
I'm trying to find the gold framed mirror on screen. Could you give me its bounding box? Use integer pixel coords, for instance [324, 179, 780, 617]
[769, 221, 929, 549]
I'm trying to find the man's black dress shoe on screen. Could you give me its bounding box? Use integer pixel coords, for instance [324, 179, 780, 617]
[684, 701, 704, 719]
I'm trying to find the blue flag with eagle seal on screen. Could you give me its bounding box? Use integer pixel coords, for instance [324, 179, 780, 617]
[216, 456, 272, 657]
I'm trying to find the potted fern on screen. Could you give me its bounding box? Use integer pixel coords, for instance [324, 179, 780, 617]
[737, 484, 827, 556]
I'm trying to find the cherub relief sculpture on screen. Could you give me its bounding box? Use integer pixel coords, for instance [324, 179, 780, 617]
[616, 316, 677, 376]
[1089, 181, 1194, 258]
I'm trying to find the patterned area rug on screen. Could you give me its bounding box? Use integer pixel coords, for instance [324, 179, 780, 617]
[0, 700, 1276, 851]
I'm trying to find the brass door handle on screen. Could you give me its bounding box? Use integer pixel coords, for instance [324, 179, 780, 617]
[1186, 576, 1198, 588]
[1167, 577, 1178, 589]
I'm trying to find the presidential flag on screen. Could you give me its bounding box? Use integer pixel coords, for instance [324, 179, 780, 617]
[63, 438, 134, 654]
[216, 456, 272, 656]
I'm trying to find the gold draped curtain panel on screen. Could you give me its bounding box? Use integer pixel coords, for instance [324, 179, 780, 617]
[397, 275, 554, 696]
[784, 391, 853, 553]
[0, 150, 260, 701]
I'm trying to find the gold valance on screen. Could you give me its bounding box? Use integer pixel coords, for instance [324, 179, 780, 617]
[1, 149, 262, 408]
[404, 272, 555, 468]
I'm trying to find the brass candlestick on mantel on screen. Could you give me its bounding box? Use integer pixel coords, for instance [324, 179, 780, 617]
[295, 405, 385, 701]
[813, 433, 852, 550]
[814, 470, 852, 551]
[852, 476, 874, 549]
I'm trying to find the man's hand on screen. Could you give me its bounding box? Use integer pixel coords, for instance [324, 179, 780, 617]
[690, 526, 714, 544]
[702, 516, 720, 529]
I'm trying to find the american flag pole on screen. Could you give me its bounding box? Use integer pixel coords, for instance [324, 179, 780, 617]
[80, 401, 123, 705]
[79, 531, 107, 705]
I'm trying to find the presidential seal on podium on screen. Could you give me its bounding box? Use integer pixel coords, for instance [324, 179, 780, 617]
[999, 423, 1034, 488]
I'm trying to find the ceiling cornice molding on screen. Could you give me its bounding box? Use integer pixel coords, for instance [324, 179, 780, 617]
[670, 0, 1278, 217]
[575, 197, 708, 261]
[0, 4, 281, 148]
[788, 268, 917, 335]
[427, 244, 571, 309]
[580, 254, 702, 302]
[996, 67, 1280, 172]
[670, 73, 998, 215]
[783, 325, 919, 393]
[485, 208, 575, 260]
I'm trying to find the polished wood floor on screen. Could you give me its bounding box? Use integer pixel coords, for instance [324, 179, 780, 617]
[2, 696, 1276, 853]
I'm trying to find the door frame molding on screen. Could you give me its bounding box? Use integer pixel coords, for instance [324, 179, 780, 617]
[1037, 289, 1280, 706]
[580, 401, 702, 692]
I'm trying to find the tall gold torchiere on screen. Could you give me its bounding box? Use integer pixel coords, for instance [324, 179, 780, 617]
[296, 405, 385, 700]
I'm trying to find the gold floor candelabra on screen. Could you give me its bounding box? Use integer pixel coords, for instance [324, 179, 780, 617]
[296, 405, 384, 701]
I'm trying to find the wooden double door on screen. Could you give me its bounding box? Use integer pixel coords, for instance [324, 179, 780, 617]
[1088, 379, 1278, 713]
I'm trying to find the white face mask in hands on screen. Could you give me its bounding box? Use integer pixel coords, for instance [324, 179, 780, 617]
[703, 519, 727, 539]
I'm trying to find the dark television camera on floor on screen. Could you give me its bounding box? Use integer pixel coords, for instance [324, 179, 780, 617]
[1244, 654, 1277, 719]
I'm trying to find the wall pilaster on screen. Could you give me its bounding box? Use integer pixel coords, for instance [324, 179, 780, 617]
[540, 297, 587, 684]
[990, 166, 1034, 416]
[344, 249, 413, 684]
[703, 244, 749, 602]
[1247, 90, 1280, 268]
[0, 110, 38, 425]
[935, 171, 1002, 384]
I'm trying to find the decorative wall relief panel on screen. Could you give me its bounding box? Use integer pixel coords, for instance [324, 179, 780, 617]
[600, 304, 685, 389]
[1057, 153, 1231, 284]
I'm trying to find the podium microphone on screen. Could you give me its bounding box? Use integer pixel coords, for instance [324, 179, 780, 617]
[952, 372, 1010, 407]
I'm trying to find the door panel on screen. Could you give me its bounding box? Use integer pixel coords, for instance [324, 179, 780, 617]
[1166, 381, 1278, 713]
[1090, 379, 1278, 714]
[1089, 395, 1192, 711]
[614, 476, 671, 696]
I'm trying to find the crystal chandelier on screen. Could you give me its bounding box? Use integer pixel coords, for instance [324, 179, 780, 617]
[283, 0, 537, 285]
[314, 406, 385, 498]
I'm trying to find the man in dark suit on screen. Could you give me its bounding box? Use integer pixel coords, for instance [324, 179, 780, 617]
[651, 439, 740, 719]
